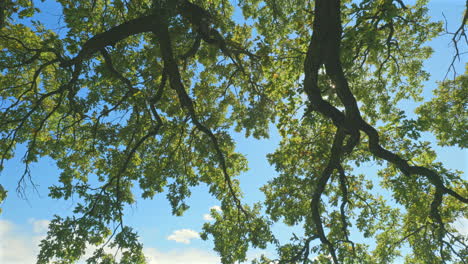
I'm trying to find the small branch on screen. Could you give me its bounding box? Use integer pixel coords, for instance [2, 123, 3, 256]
[337, 165, 356, 260]
[309, 128, 346, 264]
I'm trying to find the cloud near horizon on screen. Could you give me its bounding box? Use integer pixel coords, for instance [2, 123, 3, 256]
[0, 219, 218, 264]
[144, 248, 219, 264]
[0, 219, 45, 264]
[1, 216, 466, 264]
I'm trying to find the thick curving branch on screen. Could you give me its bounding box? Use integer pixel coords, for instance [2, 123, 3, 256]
[306, 0, 467, 203]
[154, 12, 249, 217]
[61, 14, 159, 67]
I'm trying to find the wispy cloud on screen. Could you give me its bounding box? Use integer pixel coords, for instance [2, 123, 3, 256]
[167, 229, 200, 244]
[28, 218, 50, 234]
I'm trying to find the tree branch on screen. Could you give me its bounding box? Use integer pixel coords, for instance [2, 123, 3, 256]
[61, 14, 159, 67]
[304, 0, 468, 261]
[154, 12, 249, 217]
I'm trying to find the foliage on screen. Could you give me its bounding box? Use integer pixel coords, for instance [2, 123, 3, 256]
[0, 0, 467, 263]
[416, 67, 468, 148]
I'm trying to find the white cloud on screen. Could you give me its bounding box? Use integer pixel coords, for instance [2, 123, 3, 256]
[203, 214, 214, 221]
[167, 229, 200, 244]
[203, 205, 222, 221]
[210, 205, 222, 212]
[0, 218, 118, 264]
[452, 217, 468, 236]
[144, 247, 219, 264]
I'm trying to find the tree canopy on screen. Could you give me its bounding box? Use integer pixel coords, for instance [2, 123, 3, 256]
[0, 0, 467, 263]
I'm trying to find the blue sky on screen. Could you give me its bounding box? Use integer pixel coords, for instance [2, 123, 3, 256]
[0, 1, 467, 264]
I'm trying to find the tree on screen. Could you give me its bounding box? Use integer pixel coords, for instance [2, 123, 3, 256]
[0, 0, 467, 263]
